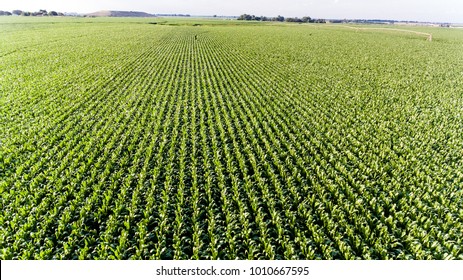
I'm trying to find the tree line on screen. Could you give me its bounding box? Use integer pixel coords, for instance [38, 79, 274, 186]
[0, 10, 64, 16]
[237, 14, 325, 23]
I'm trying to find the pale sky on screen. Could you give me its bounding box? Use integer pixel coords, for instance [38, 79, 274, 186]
[0, 0, 461, 23]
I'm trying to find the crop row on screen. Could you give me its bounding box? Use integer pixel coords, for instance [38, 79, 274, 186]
[1, 21, 462, 259]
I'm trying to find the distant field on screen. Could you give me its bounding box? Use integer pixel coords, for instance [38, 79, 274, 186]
[1, 17, 462, 260]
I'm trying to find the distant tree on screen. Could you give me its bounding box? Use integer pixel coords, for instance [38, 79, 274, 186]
[302, 16, 312, 23]
[12, 10, 22, 15]
[238, 14, 254, 21]
[272, 15, 285, 22]
[238, 14, 304, 22]
[31, 10, 47, 16]
[21, 11, 31, 16]
[285, 17, 303, 23]
[48, 11, 58, 16]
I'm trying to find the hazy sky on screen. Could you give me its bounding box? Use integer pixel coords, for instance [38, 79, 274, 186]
[1, 0, 461, 22]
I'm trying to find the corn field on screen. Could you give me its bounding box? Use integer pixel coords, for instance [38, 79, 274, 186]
[1, 18, 463, 260]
